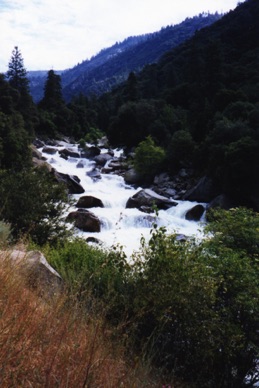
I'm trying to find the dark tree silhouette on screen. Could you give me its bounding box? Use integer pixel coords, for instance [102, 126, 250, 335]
[6, 46, 29, 94]
[39, 69, 64, 110]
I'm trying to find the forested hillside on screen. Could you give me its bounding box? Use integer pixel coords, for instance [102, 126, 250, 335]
[28, 13, 222, 102]
[94, 0, 259, 210]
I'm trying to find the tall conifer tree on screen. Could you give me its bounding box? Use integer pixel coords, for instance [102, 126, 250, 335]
[6, 46, 29, 94]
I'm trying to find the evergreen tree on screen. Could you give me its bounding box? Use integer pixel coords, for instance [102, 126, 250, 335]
[39, 69, 64, 110]
[6, 46, 29, 94]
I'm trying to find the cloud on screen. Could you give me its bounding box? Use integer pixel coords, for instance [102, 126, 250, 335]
[0, 0, 244, 72]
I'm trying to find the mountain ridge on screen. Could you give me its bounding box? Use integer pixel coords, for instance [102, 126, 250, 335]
[28, 12, 222, 102]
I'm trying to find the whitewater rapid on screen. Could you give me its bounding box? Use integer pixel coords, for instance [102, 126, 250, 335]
[41, 143, 206, 258]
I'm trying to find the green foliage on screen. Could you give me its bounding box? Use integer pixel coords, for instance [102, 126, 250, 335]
[129, 208, 259, 386]
[44, 239, 133, 322]
[41, 207, 259, 387]
[0, 167, 70, 245]
[39, 70, 64, 111]
[205, 207, 259, 258]
[134, 136, 166, 181]
[84, 127, 104, 145]
[6, 46, 29, 94]
[98, 0, 259, 205]
[167, 129, 195, 169]
[0, 112, 32, 170]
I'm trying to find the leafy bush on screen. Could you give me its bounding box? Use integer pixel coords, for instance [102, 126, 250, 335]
[134, 136, 166, 182]
[42, 207, 259, 387]
[0, 167, 70, 245]
[128, 209, 259, 386]
[44, 239, 133, 322]
[84, 127, 104, 145]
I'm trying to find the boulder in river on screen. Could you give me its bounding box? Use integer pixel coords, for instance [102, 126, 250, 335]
[76, 195, 104, 209]
[185, 204, 205, 221]
[59, 148, 80, 158]
[66, 209, 101, 232]
[94, 153, 113, 167]
[80, 146, 101, 159]
[87, 168, 102, 181]
[42, 146, 58, 155]
[53, 171, 85, 194]
[126, 189, 177, 212]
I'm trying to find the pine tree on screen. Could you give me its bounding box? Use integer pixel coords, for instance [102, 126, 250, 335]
[39, 69, 64, 110]
[6, 46, 29, 94]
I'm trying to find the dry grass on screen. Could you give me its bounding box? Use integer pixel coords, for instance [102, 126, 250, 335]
[0, 254, 172, 388]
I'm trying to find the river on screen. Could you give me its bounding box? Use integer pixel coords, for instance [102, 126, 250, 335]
[41, 142, 206, 258]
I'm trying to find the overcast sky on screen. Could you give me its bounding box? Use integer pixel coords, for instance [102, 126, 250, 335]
[0, 0, 244, 73]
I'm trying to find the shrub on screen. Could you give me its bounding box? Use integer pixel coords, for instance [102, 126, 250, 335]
[43, 208, 259, 387]
[44, 239, 134, 323]
[134, 136, 166, 182]
[128, 208, 259, 386]
[0, 167, 70, 245]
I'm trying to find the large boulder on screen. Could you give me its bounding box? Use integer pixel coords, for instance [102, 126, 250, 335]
[80, 146, 101, 159]
[66, 209, 101, 232]
[59, 148, 80, 159]
[183, 176, 220, 203]
[94, 153, 113, 167]
[42, 146, 58, 155]
[124, 168, 142, 185]
[76, 195, 104, 209]
[185, 204, 205, 221]
[126, 189, 177, 212]
[0, 250, 62, 293]
[53, 171, 85, 194]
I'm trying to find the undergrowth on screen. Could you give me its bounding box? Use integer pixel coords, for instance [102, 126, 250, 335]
[0, 252, 170, 387]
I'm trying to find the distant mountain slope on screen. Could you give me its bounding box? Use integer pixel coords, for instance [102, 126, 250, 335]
[28, 13, 222, 102]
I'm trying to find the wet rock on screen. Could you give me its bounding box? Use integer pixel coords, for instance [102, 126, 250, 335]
[126, 189, 177, 211]
[86, 237, 102, 245]
[87, 168, 102, 181]
[94, 153, 113, 167]
[185, 204, 205, 221]
[76, 160, 85, 168]
[76, 195, 104, 208]
[66, 209, 101, 232]
[80, 146, 101, 159]
[53, 171, 85, 194]
[42, 146, 58, 155]
[59, 148, 80, 158]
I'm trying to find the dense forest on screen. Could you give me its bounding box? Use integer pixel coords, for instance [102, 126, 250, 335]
[0, 0, 259, 386]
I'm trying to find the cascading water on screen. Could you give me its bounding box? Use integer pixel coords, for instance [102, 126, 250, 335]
[41, 142, 206, 258]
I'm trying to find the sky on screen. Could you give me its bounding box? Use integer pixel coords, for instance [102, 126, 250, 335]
[0, 0, 245, 73]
